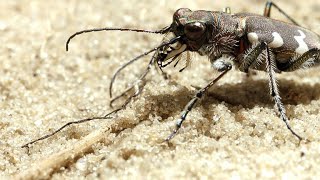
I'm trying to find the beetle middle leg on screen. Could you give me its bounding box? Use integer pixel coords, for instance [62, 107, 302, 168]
[165, 64, 231, 141]
[239, 42, 268, 72]
[265, 46, 303, 141]
[239, 42, 303, 140]
[264, 1, 300, 26]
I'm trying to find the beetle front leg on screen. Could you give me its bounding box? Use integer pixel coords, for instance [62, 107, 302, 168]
[264, 1, 300, 26]
[277, 48, 320, 72]
[212, 58, 233, 72]
[165, 65, 232, 141]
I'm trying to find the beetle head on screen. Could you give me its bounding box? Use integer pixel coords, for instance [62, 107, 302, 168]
[171, 8, 213, 51]
[156, 8, 213, 69]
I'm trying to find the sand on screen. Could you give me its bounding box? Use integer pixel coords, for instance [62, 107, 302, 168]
[1, 0, 320, 179]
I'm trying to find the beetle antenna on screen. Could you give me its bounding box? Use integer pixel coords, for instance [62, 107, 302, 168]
[66, 26, 171, 51]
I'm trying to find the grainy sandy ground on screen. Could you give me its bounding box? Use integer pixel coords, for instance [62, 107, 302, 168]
[1, 0, 320, 179]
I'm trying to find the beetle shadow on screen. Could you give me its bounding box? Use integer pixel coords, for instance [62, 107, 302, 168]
[146, 78, 320, 118]
[206, 78, 320, 109]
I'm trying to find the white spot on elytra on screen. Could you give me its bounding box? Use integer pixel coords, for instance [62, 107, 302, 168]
[294, 30, 309, 54]
[269, 32, 283, 48]
[248, 32, 259, 44]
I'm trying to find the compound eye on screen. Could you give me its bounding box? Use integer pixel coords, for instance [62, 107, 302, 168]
[184, 22, 206, 40]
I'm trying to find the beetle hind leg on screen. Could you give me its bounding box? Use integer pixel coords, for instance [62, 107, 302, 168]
[277, 48, 320, 72]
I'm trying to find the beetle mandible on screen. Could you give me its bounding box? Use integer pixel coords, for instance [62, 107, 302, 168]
[22, 1, 320, 148]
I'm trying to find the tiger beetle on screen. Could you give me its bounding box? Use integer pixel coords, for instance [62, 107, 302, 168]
[22, 1, 320, 148]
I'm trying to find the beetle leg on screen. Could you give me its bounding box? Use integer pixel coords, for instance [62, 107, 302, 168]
[277, 48, 320, 72]
[212, 58, 233, 72]
[239, 42, 303, 140]
[265, 46, 303, 141]
[264, 1, 300, 26]
[239, 42, 268, 73]
[165, 64, 232, 141]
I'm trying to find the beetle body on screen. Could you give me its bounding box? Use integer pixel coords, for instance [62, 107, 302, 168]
[161, 8, 320, 73]
[157, 7, 320, 141]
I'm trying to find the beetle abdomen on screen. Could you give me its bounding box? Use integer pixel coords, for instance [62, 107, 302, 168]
[241, 15, 320, 62]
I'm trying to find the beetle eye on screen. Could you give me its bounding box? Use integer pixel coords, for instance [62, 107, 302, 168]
[184, 22, 206, 40]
